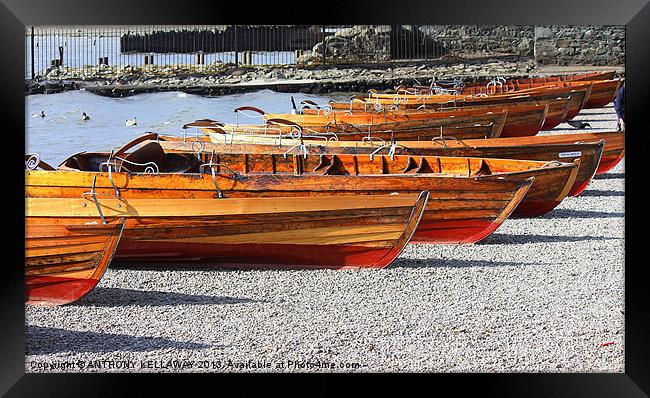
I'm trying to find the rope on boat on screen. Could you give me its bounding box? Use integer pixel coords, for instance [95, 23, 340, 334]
[541, 160, 564, 168]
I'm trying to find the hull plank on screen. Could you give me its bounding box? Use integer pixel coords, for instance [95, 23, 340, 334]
[25, 185, 429, 269]
[25, 217, 124, 306]
[28, 163, 531, 246]
[169, 131, 618, 193]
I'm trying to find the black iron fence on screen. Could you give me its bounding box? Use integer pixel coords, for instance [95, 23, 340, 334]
[25, 25, 522, 79]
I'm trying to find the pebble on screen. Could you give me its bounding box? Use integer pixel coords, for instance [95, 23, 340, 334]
[25, 105, 623, 373]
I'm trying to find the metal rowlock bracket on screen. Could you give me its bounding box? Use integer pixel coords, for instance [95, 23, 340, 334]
[369, 142, 397, 161]
[199, 151, 248, 199]
[283, 143, 308, 159]
[99, 150, 121, 198]
[81, 175, 107, 224]
[432, 135, 461, 148]
[200, 151, 224, 198]
[191, 139, 206, 159]
[98, 151, 160, 198]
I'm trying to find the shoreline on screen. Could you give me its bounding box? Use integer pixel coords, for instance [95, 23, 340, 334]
[26, 58, 625, 98]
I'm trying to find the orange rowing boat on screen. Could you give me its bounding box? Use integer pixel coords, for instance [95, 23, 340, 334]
[457, 80, 621, 109]
[26, 167, 430, 269]
[331, 85, 590, 123]
[50, 139, 533, 244]
[25, 154, 124, 306]
[459, 71, 617, 88]
[192, 111, 506, 141]
[303, 101, 552, 138]
[160, 132, 603, 197]
[110, 135, 575, 218]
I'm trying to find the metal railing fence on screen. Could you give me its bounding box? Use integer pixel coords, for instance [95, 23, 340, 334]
[25, 25, 522, 79]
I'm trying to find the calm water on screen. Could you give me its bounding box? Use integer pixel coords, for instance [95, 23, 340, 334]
[25, 89, 353, 165]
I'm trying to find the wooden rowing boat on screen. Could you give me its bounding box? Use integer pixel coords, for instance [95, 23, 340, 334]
[191, 110, 506, 141]
[403, 71, 616, 92]
[511, 71, 617, 84]
[303, 101, 552, 138]
[200, 130, 623, 176]
[25, 202, 124, 306]
[331, 85, 590, 124]
[309, 97, 570, 132]
[26, 168, 430, 269]
[25, 154, 125, 306]
[261, 107, 504, 126]
[33, 168, 531, 245]
[159, 144, 576, 218]
[160, 132, 603, 197]
[49, 140, 533, 244]
[503, 131, 624, 174]
[457, 80, 621, 109]
[90, 136, 576, 218]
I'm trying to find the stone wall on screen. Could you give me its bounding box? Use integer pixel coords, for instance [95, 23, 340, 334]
[313, 26, 392, 62]
[421, 25, 535, 57]
[533, 25, 625, 66]
[298, 25, 624, 66]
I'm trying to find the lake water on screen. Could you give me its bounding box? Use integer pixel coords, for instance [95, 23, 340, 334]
[25, 89, 354, 165]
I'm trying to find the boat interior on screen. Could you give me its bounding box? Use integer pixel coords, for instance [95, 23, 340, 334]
[58, 141, 202, 173]
[54, 138, 565, 179]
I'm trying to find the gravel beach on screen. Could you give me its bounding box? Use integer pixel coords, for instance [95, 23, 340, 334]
[25, 105, 624, 373]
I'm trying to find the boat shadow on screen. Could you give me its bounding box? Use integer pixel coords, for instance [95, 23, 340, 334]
[391, 257, 548, 269]
[26, 325, 214, 356]
[111, 262, 270, 272]
[579, 111, 617, 115]
[593, 173, 625, 180]
[565, 119, 616, 123]
[542, 209, 624, 218]
[478, 233, 622, 245]
[72, 287, 267, 307]
[578, 189, 624, 197]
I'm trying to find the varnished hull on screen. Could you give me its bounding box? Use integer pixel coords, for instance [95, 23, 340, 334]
[458, 71, 617, 88]
[162, 133, 599, 197]
[208, 112, 506, 141]
[210, 122, 500, 142]
[27, 170, 531, 245]
[332, 86, 589, 124]
[25, 193, 428, 270]
[459, 80, 620, 110]
[598, 149, 625, 173]
[496, 105, 547, 137]
[582, 80, 622, 108]
[25, 215, 124, 306]
[485, 131, 623, 175]
[71, 144, 574, 218]
[435, 98, 567, 131]
[303, 103, 550, 138]
[116, 240, 409, 269]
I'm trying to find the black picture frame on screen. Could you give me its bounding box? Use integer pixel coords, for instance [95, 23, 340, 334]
[2, 0, 647, 395]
